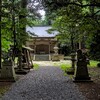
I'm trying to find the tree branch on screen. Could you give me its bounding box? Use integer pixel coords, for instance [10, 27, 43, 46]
[68, 2, 100, 8]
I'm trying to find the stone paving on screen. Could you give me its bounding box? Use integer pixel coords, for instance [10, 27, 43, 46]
[1, 65, 86, 100]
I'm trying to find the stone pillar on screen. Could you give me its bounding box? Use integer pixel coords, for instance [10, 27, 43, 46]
[0, 59, 16, 82]
[67, 53, 76, 75]
[71, 53, 76, 69]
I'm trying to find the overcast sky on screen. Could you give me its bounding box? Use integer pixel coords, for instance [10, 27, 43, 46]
[38, 10, 45, 20]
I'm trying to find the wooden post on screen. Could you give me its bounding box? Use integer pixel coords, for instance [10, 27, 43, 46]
[34, 44, 36, 54]
[34, 44, 36, 60]
[28, 51, 33, 68]
[27, 50, 30, 68]
[79, 40, 81, 49]
[49, 40, 51, 60]
[0, 0, 2, 69]
[49, 40, 50, 54]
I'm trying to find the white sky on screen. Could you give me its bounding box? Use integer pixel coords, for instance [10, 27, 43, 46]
[38, 10, 45, 20]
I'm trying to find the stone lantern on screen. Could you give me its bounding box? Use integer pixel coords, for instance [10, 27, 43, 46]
[66, 53, 76, 75]
[54, 46, 59, 55]
[70, 53, 76, 69]
[0, 49, 16, 82]
[52, 46, 59, 61]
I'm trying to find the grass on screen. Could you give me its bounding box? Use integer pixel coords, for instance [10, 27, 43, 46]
[60, 63, 71, 72]
[60, 64, 71, 76]
[33, 63, 39, 70]
[60, 63, 75, 77]
[52, 61, 72, 73]
[0, 82, 13, 98]
[89, 60, 100, 67]
[87, 60, 100, 77]
[59, 60, 100, 73]
[0, 86, 9, 98]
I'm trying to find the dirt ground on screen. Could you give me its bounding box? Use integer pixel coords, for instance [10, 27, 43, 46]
[0, 65, 100, 100]
[0, 82, 13, 98]
[0, 75, 24, 98]
[76, 67, 100, 100]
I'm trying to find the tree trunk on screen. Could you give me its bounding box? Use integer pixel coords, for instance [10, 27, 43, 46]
[17, 0, 27, 69]
[71, 34, 74, 51]
[12, 0, 16, 62]
[71, 30, 74, 52]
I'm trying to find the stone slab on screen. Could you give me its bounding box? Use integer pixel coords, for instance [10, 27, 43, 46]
[0, 78, 16, 82]
[73, 79, 93, 82]
[15, 69, 29, 75]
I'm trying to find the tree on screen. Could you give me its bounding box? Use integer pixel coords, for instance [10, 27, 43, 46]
[89, 31, 100, 60]
[0, 0, 42, 70]
[42, 0, 100, 56]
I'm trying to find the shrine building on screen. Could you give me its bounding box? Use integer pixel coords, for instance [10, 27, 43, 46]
[26, 26, 60, 60]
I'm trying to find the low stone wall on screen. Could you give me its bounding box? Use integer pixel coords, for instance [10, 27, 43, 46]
[34, 54, 50, 61]
[32, 54, 64, 61]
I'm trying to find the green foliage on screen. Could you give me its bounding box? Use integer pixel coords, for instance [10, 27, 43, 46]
[46, 6, 82, 51]
[89, 32, 100, 61]
[0, 85, 11, 98]
[2, 39, 12, 52]
[89, 60, 100, 67]
[43, 0, 100, 55]
[1, 0, 42, 52]
[60, 63, 71, 72]
[33, 63, 39, 70]
[1, 15, 13, 52]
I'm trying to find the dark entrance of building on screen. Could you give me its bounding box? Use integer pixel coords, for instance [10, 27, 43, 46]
[36, 44, 49, 54]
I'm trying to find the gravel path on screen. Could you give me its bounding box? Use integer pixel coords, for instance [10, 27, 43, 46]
[1, 66, 86, 100]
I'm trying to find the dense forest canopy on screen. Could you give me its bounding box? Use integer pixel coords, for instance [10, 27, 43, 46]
[0, 0, 100, 61]
[0, 0, 45, 68]
[0, 0, 43, 52]
[41, 0, 100, 60]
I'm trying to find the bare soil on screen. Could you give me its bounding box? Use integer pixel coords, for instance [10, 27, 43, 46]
[0, 82, 13, 98]
[76, 67, 100, 100]
[0, 75, 24, 98]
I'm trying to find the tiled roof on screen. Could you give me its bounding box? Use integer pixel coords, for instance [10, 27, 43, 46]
[26, 26, 58, 37]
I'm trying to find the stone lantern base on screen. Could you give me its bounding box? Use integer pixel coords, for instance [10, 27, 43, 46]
[51, 54, 60, 61]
